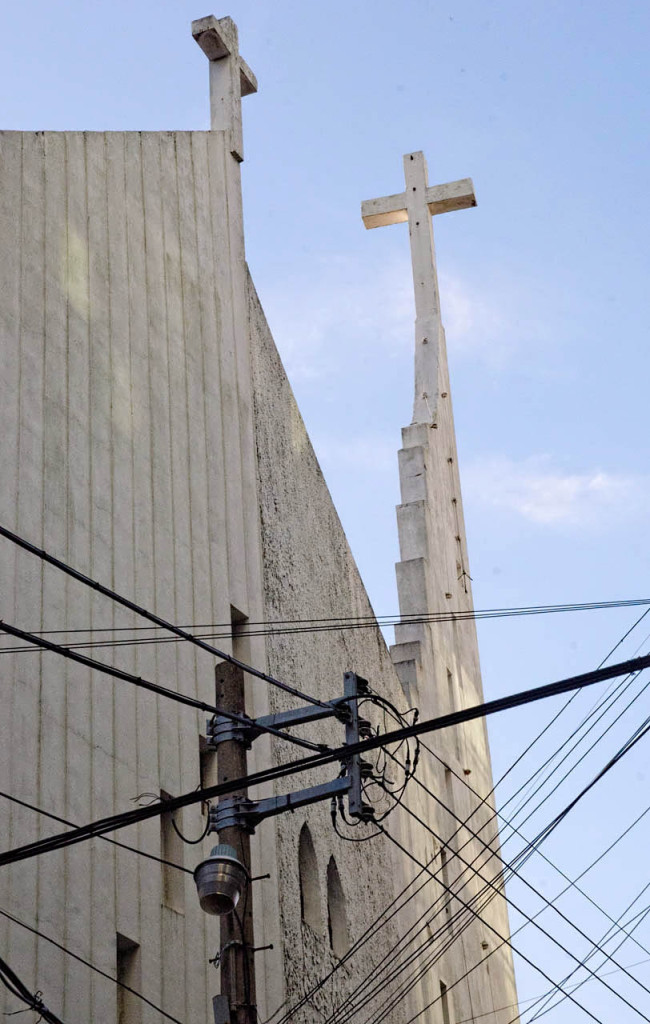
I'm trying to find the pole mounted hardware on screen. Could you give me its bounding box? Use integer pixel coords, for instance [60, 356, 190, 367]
[205, 672, 375, 835]
[206, 694, 353, 748]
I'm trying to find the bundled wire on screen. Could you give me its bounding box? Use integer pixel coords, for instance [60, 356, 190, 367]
[273, 613, 650, 1023]
[0, 954, 64, 1024]
[520, 894, 650, 1024]
[374, 824, 627, 1024]
[4, 597, 650, 654]
[0, 790, 193, 874]
[375, 753, 650, 1017]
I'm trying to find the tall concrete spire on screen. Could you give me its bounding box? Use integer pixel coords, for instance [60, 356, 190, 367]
[362, 151, 475, 425]
[361, 152, 478, 719]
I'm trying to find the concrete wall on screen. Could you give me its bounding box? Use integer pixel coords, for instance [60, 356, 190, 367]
[0, 127, 264, 1023]
[0, 126, 519, 1024]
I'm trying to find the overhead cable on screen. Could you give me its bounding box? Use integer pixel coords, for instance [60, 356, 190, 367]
[389, 755, 650, 1012]
[364, 719, 650, 1024]
[322, 712, 650, 1024]
[0, 907, 183, 1023]
[4, 597, 650, 655]
[266, 857, 438, 1024]
[376, 824, 613, 1024]
[333, 771, 650, 1024]
[0, 954, 64, 1024]
[418, 732, 650, 958]
[314, 618, 650, 1024]
[0, 620, 325, 755]
[0, 790, 193, 874]
[0, 523, 331, 712]
[3, 652, 650, 868]
[479, 605, 650, 822]
[523, 896, 650, 1024]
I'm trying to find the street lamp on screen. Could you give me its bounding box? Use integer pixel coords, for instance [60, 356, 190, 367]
[194, 844, 248, 916]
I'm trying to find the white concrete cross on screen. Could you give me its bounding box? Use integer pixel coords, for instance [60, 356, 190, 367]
[362, 152, 476, 424]
[192, 15, 257, 162]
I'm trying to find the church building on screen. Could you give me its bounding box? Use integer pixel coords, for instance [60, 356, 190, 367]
[0, 15, 520, 1024]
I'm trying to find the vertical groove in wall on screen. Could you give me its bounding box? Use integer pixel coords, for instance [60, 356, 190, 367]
[208, 130, 246, 620]
[109, 131, 140, 973]
[131, 128, 162, 1014]
[0, 131, 21, 985]
[10, 129, 45, 994]
[195, 130, 230, 679]
[158, 129, 186, 1021]
[37, 128, 67, 1004]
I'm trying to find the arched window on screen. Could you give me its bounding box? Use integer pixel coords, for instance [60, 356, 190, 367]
[298, 824, 322, 932]
[326, 856, 349, 957]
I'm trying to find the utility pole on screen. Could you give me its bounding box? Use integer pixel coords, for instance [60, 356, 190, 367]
[199, 671, 372, 1022]
[214, 662, 257, 1024]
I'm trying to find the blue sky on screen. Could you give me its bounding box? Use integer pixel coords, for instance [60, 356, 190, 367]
[2, 2, 649, 1021]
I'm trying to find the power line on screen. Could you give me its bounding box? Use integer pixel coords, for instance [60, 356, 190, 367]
[3, 652, 650, 868]
[0, 790, 194, 874]
[375, 824, 614, 1024]
[414, 954, 650, 1024]
[389, 755, 650, 1013]
[0, 619, 325, 755]
[333, 764, 650, 1024]
[506, 668, 650, 842]
[265, 857, 439, 1024]
[365, 716, 650, 1024]
[279, 615, 650, 1024]
[503, 666, 645, 825]
[4, 597, 650, 655]
[522, 896, 650, 1024]
[476, 605, 650, 833]
[276, 743, 650, 1024]
[322, 704, 650, 1024]
[418, 732, 650, 959]
[502, 614, 650, 826]
[329, 614, 650, 1024]
[0, 523, 331, 712]
[0, 906, 183, 1023]
[444, 650, 650, 947]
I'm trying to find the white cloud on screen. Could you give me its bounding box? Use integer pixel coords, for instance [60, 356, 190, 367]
[439, 271, 516, 362]
[259, 254, 538, 382]
[260, 254, 413, 381]
[464, 455, 648, 529]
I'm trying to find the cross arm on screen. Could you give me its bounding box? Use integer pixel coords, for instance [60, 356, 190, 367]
[426, 178, 476, 215]
[191, 14, 257, 95]
[361, 191, 408, 230]
[239, 57, 257, 96]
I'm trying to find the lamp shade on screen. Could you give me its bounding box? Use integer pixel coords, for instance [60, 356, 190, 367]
[194, 844, 248, 916]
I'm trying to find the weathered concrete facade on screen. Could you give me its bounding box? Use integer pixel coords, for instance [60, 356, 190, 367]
[0, 16, 519, 1024]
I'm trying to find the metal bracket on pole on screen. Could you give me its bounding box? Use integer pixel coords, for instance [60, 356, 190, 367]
[205, 672, 375, 837]
[343, 672, 375, 822]
[210, 776, 352, 834]
[206, 696, 351, 750]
